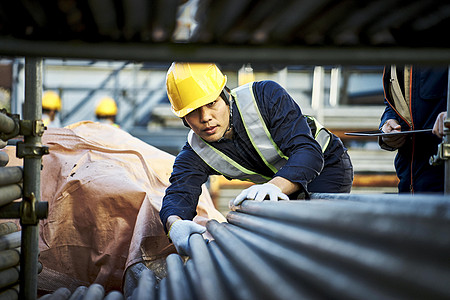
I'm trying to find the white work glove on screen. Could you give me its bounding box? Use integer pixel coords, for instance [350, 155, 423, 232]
[232, 183, 289, 206]
[168, 220, 206, 256]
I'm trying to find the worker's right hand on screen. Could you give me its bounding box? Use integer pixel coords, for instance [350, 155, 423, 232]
[168, 220, 206, 256]
[381, 119, 406, 148]
[232, 183, 289, 207]
[432, 111, 447, 139]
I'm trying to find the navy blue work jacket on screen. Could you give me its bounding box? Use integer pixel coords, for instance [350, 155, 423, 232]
[379, 66, 447, 193]
[160, 80, 348, 227]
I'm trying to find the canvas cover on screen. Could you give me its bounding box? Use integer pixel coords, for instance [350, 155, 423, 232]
[3, 121, 225, 292]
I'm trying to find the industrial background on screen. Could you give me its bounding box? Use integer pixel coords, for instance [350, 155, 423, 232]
[0, 0, 449, 299]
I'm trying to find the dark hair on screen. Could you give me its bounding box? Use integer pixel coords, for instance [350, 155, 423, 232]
[181, 87, 230, 128]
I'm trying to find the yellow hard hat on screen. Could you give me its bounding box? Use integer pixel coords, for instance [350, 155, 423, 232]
[95, 97, 118, 116]
[166, 62, 227, 117]
[42, 91, 62, 111]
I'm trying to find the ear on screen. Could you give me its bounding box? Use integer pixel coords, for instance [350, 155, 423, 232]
[182, 117, 191, 128]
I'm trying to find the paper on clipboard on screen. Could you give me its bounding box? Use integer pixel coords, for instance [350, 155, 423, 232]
[345, 129, 432, 137]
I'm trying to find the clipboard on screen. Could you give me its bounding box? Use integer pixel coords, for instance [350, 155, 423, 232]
[345, 129, 432, 137]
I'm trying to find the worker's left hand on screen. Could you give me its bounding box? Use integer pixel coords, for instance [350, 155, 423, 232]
[232, 183, 289, 206]
[168, 220, 206, 256]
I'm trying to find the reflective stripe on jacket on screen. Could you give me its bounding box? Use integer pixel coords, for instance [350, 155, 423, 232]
[188, 82, 331, 183]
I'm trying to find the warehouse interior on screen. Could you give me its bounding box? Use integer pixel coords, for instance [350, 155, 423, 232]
[0, 0, 449, 299]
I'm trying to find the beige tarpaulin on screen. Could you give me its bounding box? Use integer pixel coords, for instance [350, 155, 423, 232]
[3, 121, 226, 292]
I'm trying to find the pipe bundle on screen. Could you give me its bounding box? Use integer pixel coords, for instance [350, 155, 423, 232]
[35, 193, 450, 299]
[0, 222, 21, 300]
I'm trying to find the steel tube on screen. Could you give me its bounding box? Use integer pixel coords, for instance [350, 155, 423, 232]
[0, 151, 9, 167]
[46, 287, 71, 300]
[68, 285, 88, 300]
[20, 57, 43, 300]
[131, 268, 155, 300]
[206, 220, 317, 300]
[104, 291, 124, 300]
[1, 39, 450, 65]
[0, 284, 19, 300]
[165, 254, 194, 300]
[227, 212, 450, 299]
[0, 267, 19, 289]
[188, 233, 229, 300]
[157, 277, 168, 300]
[83, 283, 105, 300]
[0, 113, 15, 135]
[0, 167, 22, 186]
[0, 249, 20, 270]
[184, 258, 201, 300]
[207, 240, 261, 300]
[0, 202, 48, 220]
[0, 184, 22, 206]
[0, 222, 19, 236]
[233, 200, 450, 251]
[309, 192, 450, 207]
[223, 222, 399, 300]
[0, 231, 21, 251]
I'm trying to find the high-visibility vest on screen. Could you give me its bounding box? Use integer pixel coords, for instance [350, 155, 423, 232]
[188, 82, 331, 183]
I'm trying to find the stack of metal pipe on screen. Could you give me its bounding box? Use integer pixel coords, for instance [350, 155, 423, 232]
[0, 222, 21, 300]
[170, 193, 450, 300]
[38, 193, 450, 299]
[0, 118, 23, 300]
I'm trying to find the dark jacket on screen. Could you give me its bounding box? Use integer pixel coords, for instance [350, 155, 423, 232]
[160, 80, 353, 227]
[379, 66, 447, 193]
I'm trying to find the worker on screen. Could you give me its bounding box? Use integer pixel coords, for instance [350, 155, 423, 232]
[379, 65, 447, 193]
[42, 90, 62, 128]
[95, 96, 119, 127]
[159, 62, 353, 256]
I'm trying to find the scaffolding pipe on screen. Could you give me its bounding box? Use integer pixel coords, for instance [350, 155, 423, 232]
[68, 285, 88, 300]
[0, 222, 19, 236]
[20, 57, 43, 300]
[232, 200, 450, 251]
[188, 233, 229, 300]
[0, 152, 8, 167]
[226, 212, 450, 299]
[206, 220, 317, 300]
[0, 167, 22, 186]
[104, 291, 124, 300]
[0, 113, 15, 135]
[0, 284, 19, 300]
[0, 184, 22, 206]
[83, 283, 105, 300]
[207, 240, 261, 300]
[0, 266, 19, 290]
[157, 277, 168, 300]
[184, 257, 202, 300]
[130, 268, 155, 300]
[0, 202, 48, 220]
[165, 254, 194, 300]
[0, 231, 21, 251]
[223, 222, 397, 300]
[0, 249, 20, 270]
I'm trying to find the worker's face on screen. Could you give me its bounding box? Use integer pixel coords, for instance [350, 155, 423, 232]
[184, 96, 231, 143]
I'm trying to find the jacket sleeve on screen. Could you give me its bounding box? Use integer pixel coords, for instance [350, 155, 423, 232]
[254, 81, 324, 193]
[378, 67, 400, 151]
[159, 143, 212, 230]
